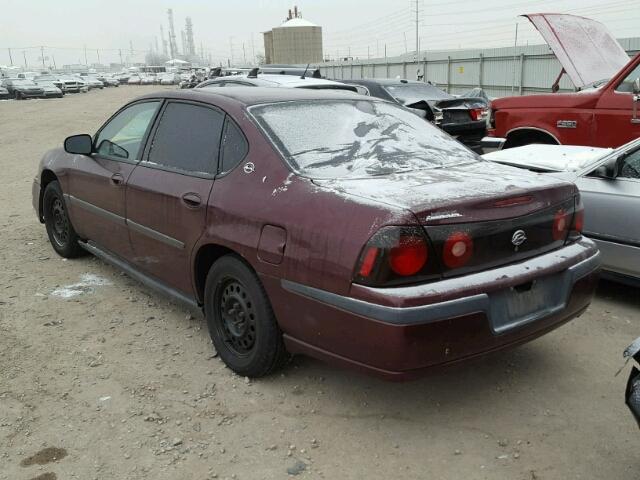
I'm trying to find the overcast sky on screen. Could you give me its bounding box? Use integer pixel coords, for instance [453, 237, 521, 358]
[0, 0, 637, 67]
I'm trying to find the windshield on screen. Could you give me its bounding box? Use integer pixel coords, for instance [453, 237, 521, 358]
[13, 80, 34, 86]
[251, 99, 478, 179]
[383, 83, 452, 104]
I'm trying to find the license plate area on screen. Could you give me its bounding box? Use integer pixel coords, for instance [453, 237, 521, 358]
[489, 273, 567, 334]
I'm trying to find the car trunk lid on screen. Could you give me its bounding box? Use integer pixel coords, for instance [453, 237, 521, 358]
[314, 161, 578, 277]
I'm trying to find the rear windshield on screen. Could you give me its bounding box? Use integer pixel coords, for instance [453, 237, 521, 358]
[251, 99, 478, 179]
[383, 83, 452, 104]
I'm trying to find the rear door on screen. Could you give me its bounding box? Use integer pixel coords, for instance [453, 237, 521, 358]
[125, 101, 225, 295]
[66, 100, 161, 258]
[578, 148, 640, 275]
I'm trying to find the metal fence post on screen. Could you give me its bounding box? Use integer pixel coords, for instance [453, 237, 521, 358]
[403, 61, 407, 79]
[519, 53, 524, 95]
[447, 56, 451, 93]
[478, 53, 483, 88]
[386, 61, 390, 78]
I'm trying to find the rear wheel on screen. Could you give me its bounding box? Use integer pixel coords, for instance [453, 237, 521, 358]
[204, 256, 288, 377]
[14, 91, 21, 100]
[43, 181, 84, 258]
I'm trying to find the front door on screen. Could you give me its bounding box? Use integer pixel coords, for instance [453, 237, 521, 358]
[578, 148, 640, 276]
[67, 100, 161, 258]
[125, 101, 225, 296]
[594, 61, 640, 148]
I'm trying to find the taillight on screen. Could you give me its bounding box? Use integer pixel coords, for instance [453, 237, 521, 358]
[552, 209, 570, 241]
[470, 108, 487, 122]
[354, 226, 439, 287]
[442, 231, 474, 269]
[568, 195, 584, 241]
[388, 235, 428, 276]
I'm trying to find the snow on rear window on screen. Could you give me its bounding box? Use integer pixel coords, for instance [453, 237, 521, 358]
[251, 100, 478, 179]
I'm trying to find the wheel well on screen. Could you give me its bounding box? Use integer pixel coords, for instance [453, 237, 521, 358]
[38, 169, 58, 221]
[193, 244, 238, 303]
[503, 129, 559, 149]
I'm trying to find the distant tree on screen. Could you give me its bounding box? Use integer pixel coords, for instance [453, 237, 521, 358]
[255, 53, 266, 65]
[145, 51, 169, 65]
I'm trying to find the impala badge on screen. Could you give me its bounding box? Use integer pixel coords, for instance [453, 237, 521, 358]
[243, 162, 255, 174]
[511, 230, 527, 250]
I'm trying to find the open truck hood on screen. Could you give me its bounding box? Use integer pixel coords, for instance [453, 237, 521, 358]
[524, 13, 630, 89]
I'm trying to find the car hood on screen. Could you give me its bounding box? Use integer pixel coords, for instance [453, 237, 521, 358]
[313, 160, 576, 224]
[483, 144, 610, 175]
[523, 13, 630, 88]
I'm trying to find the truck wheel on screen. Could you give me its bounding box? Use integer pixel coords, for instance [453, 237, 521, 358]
[43, 181, 84, 258]
[204, 255, 289, 377]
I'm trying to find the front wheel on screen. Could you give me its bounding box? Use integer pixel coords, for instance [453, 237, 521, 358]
[43, 181, 84, 258]
[14, 91, 21, 100]
[204, 256, 288, 377]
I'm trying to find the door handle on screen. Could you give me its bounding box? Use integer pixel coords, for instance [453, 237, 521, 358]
[110, 173, 124, 185]
[181, 192, 202, 208]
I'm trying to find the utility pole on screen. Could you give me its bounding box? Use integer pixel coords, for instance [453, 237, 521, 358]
[251, 34, 255, 64]
[23, 50, 27, 68]
[84, 44, 88, 65]
[119, 49, 123, 66]
[242, 43, 246, 64]
[384, 44, 387, 58]
[7, 48, 13, 66]
[96, 49, 100, 65]
[404, 32, 408, 54]
[229, 37, 234, 65]
[52, 55, 56, 70]
[415, 0, 419, 59]
[40, 46, 45, 68]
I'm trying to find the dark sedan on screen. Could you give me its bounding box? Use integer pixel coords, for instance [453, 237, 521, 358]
[32, 88, 600, 379]
[341, 79, 488, 152]
[1, 79, 45, 99]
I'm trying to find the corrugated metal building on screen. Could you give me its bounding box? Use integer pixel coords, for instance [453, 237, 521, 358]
[263, 15, 323, 65]
[320, 37, 640, 98]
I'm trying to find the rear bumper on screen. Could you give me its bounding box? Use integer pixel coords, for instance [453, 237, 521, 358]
[267, 239, 600, 380]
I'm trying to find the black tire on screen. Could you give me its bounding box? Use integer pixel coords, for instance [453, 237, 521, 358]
[43, 181, 84, 258]
[14, 91, 21, 100]
[204, 255, 288, 377]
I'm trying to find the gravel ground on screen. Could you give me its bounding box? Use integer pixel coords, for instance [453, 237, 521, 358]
[0, 86, 638, 480]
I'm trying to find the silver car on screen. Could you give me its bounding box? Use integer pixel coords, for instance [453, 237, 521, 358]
[484, 140, 640, 285]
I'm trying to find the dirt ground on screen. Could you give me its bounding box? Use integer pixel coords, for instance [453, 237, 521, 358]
[0, 86, 638, 480]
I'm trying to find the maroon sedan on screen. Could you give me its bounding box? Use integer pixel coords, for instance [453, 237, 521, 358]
[32, 88, 600, 380]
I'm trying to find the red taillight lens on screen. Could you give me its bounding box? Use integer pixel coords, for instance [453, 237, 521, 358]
[442, 231, 474, 269]
[388, 235, 428, 276]
[552, 209, 570, 241]
[358, 246, 379, 277]
[470, 108, 488, 122]
[354, 226, 439, 287]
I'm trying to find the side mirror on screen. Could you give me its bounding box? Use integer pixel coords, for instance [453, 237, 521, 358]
[593, 156, 621, 179]
[64, 134, 93, 155]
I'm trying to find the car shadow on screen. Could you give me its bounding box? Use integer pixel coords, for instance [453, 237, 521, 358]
[595, 278, 640, 309]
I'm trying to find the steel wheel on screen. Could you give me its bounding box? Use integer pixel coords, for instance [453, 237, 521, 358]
[216, 279, 257, 356]
[49, 197, 69, 247]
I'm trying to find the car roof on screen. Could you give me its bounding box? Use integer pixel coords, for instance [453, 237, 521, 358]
[342, 78, 425, 86]
[203, 74, 349, 89]
[137, 86, 368, 107]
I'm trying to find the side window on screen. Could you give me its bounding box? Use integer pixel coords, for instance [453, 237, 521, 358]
[220, 118, 249, 174]
[95, 101, 160, 160]
[620, 150, 640, 179]
[202, 82, 225, 88]
[616, 64, 640, 93]
[147, 102, 224, 175]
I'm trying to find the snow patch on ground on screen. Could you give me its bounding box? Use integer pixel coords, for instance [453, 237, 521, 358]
[51, 273, 112, 298]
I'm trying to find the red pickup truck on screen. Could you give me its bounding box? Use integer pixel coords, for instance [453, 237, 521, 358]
[485, 14, 640, 150]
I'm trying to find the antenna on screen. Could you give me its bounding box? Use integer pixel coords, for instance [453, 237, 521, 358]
[248, 67, 259, 78]
[300, 63, 310, 79]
